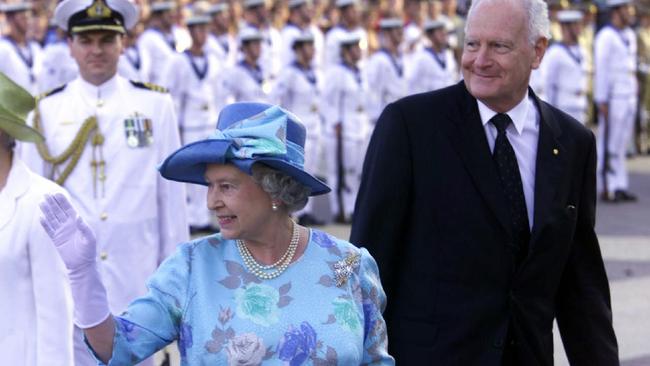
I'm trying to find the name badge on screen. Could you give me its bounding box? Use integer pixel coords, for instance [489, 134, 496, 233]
[124, 112, 154, 148]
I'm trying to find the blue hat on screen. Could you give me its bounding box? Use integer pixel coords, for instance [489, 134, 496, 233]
[158, 102, 330, 196]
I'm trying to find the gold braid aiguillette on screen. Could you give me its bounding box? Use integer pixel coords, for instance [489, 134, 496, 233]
[33, 96, 104, 186]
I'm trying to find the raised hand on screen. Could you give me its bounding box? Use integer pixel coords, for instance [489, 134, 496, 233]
[39, 193, 110, 328]
[40, 193, 97, 272]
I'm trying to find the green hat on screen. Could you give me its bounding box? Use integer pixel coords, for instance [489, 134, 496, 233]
[0, 73, 42, 142]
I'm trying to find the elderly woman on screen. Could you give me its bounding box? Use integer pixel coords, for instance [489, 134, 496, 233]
[40, 102, 394, 365]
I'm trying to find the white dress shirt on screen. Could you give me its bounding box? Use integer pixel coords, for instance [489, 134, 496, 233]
[477, 93, 539, 228]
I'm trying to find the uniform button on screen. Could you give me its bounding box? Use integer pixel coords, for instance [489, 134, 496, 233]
[100, 252, 108, 261]
[100, 212, 108, 221]
[97, 99, 104, 107]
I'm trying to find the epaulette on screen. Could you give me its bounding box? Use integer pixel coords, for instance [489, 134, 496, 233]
[130, 80, 169, 93]
[37, 84, 67, 100]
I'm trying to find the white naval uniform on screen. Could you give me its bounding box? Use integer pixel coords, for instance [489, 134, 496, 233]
[321, 62, 369, 220]
[137, 28, 178, 85]
[205, 32, 237, 68]
[407, 47, 458, 95]
[118, 44, 150, 82]
[323, 26, 367, 69]
[161, 51, 221, 228]
[542, 42, 589, 123]
[594, 25, 638, 195]
[0, 155, 74, 366]
[240, 24, 283, 81]
[221, 61, 270, 103]
[271, 62, 324, 214]
[365, 49, 406, 122]
[37, 41, 79, 93]
[20, 75, 189, 366]
[0, 37, 42, 94]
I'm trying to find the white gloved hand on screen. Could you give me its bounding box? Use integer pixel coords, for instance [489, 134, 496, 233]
[40, 193, 111, 328]
[40, 193, 96, 272]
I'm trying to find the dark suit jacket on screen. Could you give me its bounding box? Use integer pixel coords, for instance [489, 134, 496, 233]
[350, 82, 618, 365]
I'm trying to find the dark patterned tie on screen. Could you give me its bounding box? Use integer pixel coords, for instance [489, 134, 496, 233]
[490, 113, 530, 265]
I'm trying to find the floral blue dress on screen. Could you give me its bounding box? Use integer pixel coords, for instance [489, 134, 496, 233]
[92, 229, 394, 365]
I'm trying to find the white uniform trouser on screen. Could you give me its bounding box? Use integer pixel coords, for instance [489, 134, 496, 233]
[597, 96, 637, 195]
[75, 326, 155, 366]
[326, 133, 366, 220]
[183, 126, 213, 227]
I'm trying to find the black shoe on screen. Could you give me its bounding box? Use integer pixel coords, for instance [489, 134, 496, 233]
[614, 190, 638, 202]
[298, 214, 324, 226]
[333, 213, 352, 224]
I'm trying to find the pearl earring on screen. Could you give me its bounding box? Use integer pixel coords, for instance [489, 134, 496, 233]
[272, 202, 279, 211]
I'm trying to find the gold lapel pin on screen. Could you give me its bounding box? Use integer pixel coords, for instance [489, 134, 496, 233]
[552, 148, 559, 156]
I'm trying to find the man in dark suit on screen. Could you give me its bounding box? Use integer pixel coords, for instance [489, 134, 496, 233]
[350, 0, 619, 365]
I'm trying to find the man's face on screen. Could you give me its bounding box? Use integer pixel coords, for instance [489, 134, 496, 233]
[617, 4, 636, 26]
[461, 0, 546, 111]
[387, 27, 404, 47]
[69, 31, 123, 85]
[428, 27, 448, 48]
[189, 23, 208, 47]
[243, 40, 262, 61]
[7, 11, 30, 35]
[343, 43, 361, 63]
[296, 42, 315, 62]
[341, 5, 359, 26]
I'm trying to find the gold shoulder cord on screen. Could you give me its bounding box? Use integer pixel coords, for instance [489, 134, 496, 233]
[33, 95, 105, 196]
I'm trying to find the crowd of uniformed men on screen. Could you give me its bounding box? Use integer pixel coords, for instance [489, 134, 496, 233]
[1, 0, 648, 229]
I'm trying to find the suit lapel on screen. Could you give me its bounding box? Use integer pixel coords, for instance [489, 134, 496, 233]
[443, 83, 513, 238]
[530, 93, 568, 245]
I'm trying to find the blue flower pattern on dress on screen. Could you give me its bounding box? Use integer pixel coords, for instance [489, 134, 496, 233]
[277, 322, 317, 365]
[93, 230, 394, 365]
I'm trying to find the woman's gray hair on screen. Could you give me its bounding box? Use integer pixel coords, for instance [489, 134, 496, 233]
[251, 163, 310, 213]
[466, 0, 550, 45]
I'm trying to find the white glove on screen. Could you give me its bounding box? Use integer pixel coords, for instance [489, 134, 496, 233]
[40, 193, 110, 328]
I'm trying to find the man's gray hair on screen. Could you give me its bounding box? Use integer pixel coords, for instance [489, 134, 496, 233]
[466, 0, 551, 45]
[252, 163, 310, 213]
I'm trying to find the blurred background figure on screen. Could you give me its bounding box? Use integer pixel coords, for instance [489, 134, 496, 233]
[222, 27, 270, 103]
[118, 21, 150, 82]
[241, 0, 282, 82]
[0, 72, 74, 366]
[322, 34, 368, 224]
[542, 9, 589, 124]
[161, 4, 222, 235]
[324, 0, 367, 68]
[407, 18, 457, 95]
[138, 1, 179, 84]
[280, 0, 324, 68]
[0, 2, 42, 94]
[271, 30, 325, 225]
[636, 1, 650, 154]
[204, 3, 237, 67]
[595, 0, 638, 203]
[366, 18, 406, 125]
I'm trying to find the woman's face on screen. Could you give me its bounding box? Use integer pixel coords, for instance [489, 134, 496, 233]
[205, 163, 274, 241]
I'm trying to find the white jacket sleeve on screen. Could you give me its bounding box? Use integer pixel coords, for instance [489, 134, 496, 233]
[29, 196, 74, 366]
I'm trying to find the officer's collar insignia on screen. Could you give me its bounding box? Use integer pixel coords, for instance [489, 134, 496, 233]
[87, 0, 112, 19]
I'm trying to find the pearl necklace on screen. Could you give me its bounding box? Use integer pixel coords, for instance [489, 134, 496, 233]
[236, 220, 300, 280]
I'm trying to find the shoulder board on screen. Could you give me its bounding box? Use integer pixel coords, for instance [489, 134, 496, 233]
[130, 80, 169, 93]
[37, 84, 67, 100]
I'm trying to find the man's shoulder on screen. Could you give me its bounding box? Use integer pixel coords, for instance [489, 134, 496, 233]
[394, 82, 464, 111]
[539, 99, 593, 141]
[128, 80, 170, 94]
[37, 84, 68, 102]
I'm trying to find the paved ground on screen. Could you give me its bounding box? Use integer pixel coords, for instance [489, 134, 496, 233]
[157, 155, 650, 365]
